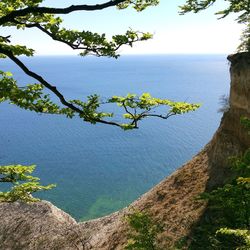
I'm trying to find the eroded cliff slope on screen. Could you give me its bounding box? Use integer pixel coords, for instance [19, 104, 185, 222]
[0, 53, 249, 250]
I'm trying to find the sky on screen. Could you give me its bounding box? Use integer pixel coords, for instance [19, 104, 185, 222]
[1, 0, 244, 55]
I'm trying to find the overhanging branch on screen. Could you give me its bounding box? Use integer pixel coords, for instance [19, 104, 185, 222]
[0, 0, 126, 25]
[0, 46, 122, 127]
[11, 21, 135, 57]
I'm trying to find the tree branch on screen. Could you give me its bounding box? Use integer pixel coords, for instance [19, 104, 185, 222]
[14, 21, 87, 50]
[144, 112, 176, 119]
[0, 35, 11, 43]
[0, 0, 126, 25]
[10, 20, 146, 58]
[0, 45, 121, 127]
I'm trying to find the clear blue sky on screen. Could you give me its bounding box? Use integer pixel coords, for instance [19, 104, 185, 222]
[1, 0, 244, 55]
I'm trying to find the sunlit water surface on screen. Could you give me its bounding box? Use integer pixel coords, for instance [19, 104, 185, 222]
[0, 55, 229, 220]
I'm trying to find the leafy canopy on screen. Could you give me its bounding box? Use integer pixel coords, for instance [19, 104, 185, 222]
[0, 0, 201, 130]
[0, 165, 55, 202]
[0, 0, 250, 131]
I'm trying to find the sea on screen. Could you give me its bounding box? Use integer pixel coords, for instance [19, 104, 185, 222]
[0, 55, 230, 221]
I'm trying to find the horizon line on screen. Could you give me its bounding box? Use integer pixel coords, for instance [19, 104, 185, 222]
[32, 52, 230, 57]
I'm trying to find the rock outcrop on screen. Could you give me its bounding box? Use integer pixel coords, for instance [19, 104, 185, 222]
[0, 53, 249, 249]
[0, 201, 84, 249]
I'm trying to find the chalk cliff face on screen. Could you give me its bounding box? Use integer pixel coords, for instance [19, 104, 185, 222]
[0, 53, 249, 250]
[207, 53, 250, 188]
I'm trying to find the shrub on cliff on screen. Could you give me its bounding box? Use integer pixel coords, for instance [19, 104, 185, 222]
[125, 210, 164, 250]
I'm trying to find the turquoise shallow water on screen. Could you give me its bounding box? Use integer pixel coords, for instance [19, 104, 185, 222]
[0, 55, 229, 220]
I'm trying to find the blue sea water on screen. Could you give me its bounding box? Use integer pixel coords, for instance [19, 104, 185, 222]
[0, 55, 230, 220]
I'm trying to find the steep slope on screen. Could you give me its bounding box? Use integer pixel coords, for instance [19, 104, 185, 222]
[78, 52, 250, 249]
[0, 53, 249, 249]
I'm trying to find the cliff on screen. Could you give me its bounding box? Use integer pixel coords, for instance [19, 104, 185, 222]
[0, 53, 249, 249]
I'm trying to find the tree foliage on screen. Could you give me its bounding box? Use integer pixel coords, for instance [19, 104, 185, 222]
[180, 0, 250, 52]
[238, 22, 250, 52]
[215, 228, 250, 249]
[0, 165, 55, 202]
[1, 0, 249, 130]
[125, 210, 164, 250]
[189, 118, 250, 249]
[0, 0, 201, 130]
[180, 0, 250, 24]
